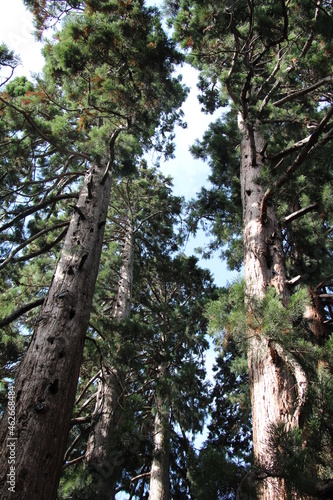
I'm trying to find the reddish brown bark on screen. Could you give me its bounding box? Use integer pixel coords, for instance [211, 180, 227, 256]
[239, 116, 307, 499]
[0, 162, 112, 500]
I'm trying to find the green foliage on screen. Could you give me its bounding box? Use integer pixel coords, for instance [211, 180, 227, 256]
[40, 0, 187, 161]
[0, 44, 18, 68]
[5, 76, 34, 97]
[205, 278, 247, 351]
[2, 1, 332, 496]
[267, 367, 333, 496]
[189, 446, 255, 500]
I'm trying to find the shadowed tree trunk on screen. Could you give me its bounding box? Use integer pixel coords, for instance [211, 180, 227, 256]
[239, 117, 308, 499]
[0, 161, 113, 500]
[85, 217, 134, 500]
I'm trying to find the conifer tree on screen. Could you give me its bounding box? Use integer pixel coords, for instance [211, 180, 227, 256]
[169, 1, 333, 497]
[0, 2, 186, 498]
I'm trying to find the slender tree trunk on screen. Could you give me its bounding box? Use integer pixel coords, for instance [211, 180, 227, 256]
[239, 116, 307, 499]
[85, 366, 123, 500]
[85, 218, 134, 499]
[0, 162, 113, 500]
[111, 218, 134, 321]
[148, 365, 171, 500]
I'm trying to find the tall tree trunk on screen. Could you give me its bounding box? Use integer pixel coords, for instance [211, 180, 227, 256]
[0, 162, 113, 500]
[85, 218, 134, 499]
[148, 365, 171, 500]
[239, 116, 307, 499]
[85, 366, 123, 500]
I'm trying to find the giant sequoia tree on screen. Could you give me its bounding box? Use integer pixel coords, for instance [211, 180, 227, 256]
[0, 2, 186, 499]
[170, 1, 333, 498]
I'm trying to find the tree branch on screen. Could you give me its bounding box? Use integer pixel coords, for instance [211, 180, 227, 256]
[70, 415, 92, 426]
[75, 370, 101, 406]
[101, 119, 131, 185]
[261, 106, 333, 222]
[0, 298, 45, 329]
[62, 455, 85, 471]
[301, 0, 321, 57]
[273, 76, 333, 107]
[0, 221, 69, 270]
[64, 433, 82, 463]
[0, 193, 78, 233]
[283, 202, 318, 224]
[0, 96, 90, 161]
[13, 227, 69, 263]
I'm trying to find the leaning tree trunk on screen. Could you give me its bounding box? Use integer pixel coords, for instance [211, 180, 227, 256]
[85, 217, 134, 500]
[148, 364, 171, 500]
[0, 162, 113, 500]
[239, 116, 308, 499]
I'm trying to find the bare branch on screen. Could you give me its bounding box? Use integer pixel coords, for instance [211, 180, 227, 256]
[130, 472, 151, 483]
[62, 455, 85, 471]
[101, 119, 131, 185]
[70, 415, 92, 425]
[75, 371, 101, 406]
[286, 275, 303, 286]
[63, 432, 82, 463]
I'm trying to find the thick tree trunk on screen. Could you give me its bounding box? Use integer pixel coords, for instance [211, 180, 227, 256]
[239, 116, 307, 499]
[85, 219, 134, 499]
[148, 367, 171, 500]
[0, 162, 112, 500]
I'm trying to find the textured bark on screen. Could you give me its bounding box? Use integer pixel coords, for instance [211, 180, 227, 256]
[0, 163, 113, 500]
[148, 366, 171, 500]
[85, 367, 123, 500]
[112, 219, 134, 321]
[85, 219, 134, 499]
[239, 116, 307, 499]
[304, 287, 329, 342]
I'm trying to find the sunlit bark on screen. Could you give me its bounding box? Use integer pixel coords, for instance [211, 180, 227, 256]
[239, 116, 307, 499]
[0, 163, 112, 500]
